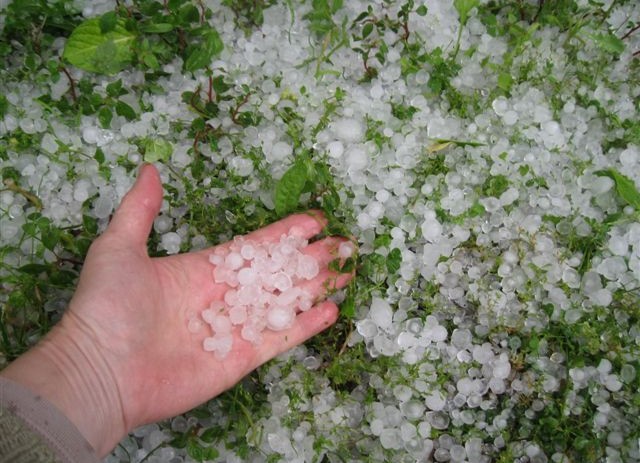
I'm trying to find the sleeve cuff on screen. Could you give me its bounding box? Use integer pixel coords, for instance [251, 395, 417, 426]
[0, 376, 100, 463]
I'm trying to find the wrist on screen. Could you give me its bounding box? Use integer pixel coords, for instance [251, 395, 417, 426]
[0, 314, 126, 457]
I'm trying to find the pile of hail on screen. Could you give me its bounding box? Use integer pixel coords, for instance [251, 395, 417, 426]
[187, 226, 353, 358]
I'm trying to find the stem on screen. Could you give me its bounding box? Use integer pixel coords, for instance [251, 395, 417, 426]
[401, 20, 410, 42]
[208, 74, 214, 103]
[621, 23, 640, 41]
[231, 93, 251, 125]
[452, 21, 464, 59]
[60, 66, 77, 103]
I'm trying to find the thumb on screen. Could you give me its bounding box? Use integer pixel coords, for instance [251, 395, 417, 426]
[106, 163, 163, 248]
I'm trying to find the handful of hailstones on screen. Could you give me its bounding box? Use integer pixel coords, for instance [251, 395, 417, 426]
[187, 226, 354, 358]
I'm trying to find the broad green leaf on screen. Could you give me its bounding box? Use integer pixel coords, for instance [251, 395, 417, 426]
[99, 11, 118, 33]
[453, 0, 479, 26]
[595, 169, 640, 210]
[184, 29, 223, 72]
[590, 33, 625, 55]
[115, 100, 136, 120]
[63, 17, 136, 75]
[143, 138, 173, 163]
[274, 159, 308, 216]
[416, 5, 428, 16]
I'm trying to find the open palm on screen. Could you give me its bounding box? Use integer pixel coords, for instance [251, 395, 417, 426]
[58, 164, 351, 454]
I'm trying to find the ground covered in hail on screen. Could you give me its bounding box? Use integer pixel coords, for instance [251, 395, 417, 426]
[1, 0, 639, 462]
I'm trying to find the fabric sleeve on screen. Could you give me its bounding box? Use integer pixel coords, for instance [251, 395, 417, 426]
[0, 376, 100, 463]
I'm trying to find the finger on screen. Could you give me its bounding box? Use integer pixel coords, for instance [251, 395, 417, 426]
[193, 210, 327, 259]
[105, 164, 163, 248]
[254, 300, 339, 366]
[294, 236, 355, 298]
[244, 210, 327, 243]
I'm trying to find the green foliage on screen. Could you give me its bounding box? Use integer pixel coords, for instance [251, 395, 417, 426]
[63, 17, 137, 74]
[482, 174, 510, 197]
[274, 157, 310, 216]
[142, 138, 174, 163]
[184, 29, 224, 73]
[222, 0, 279, 33]
[454, 0, 480, 27]
[595, 169, 640, 212]
[590, 32, 625, 55]
[61, 1, 223, 76]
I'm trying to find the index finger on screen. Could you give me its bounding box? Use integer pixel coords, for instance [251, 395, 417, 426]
[194, 210, 328, 259]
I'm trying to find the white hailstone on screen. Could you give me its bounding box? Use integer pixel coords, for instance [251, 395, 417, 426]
[93, 196, 113, 219]
[607, 235, 628, 256]
[424, 391, 446, 411]
[241, 324, 261, 344]
[619, 147, 638, 167]
[266, 306, 295, 331]
[331, 118, 364, 143]
[421, 217, 443, 242]
[326, 140, 344, 158]
[296, 254, 319, 279]
[154, 215, 173, 234]
[369, 298, 393, 329]
[210, 315, 232, 334]
[82, 126, 99, 144]
[187, 318, 203, 333]
[338, 241, 355, 258]
[240, 243, 256, 260]
[237, 267, 257, 286]
[451, 329, 472, 349]
[345, 146, 368, 171]
[273, 271, 293, 292]
[492, 358, 512, 380]
[356, 319, 378, 338]
[41, 133, 58, 153]
[472, 343, 494, 364]
[270, 141, 292, 161]
[161, 232, 181, 254]
[426, 324, 448, 342]
[228, 306, 247, 325]
[225, 252, 244, 270]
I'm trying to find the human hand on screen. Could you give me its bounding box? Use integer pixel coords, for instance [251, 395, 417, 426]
[1, 164, 352, 457]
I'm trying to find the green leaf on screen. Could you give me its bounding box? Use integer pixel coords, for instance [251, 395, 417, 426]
[453, 0, 479, 26]
[186, 439, 219, 462]
[497, 72, 513, 91]
[274, 159, 308, 216]
[386, 248, 402, 274]
[115, 100, 136, 120]
[63, 17, 136, 75]
[143, 138, 173, 163]
[99, 11, 118, 33]
[42, 226, 61, 251]
[83, 215, 98, 235]
[416, 5, 428, 16]
[106, 79, 124, 97]
[590, 32, 625, 55]
[362, 22, 374, 39]
[18, 264, 50, 275]
[184, 29, 223, 72]
[98, 106, 113, 128]
[595, 169, 640, 210]
[141, 23, 174, 33]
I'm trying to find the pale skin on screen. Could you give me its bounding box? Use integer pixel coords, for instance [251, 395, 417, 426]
[0, 164, 352, 457]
